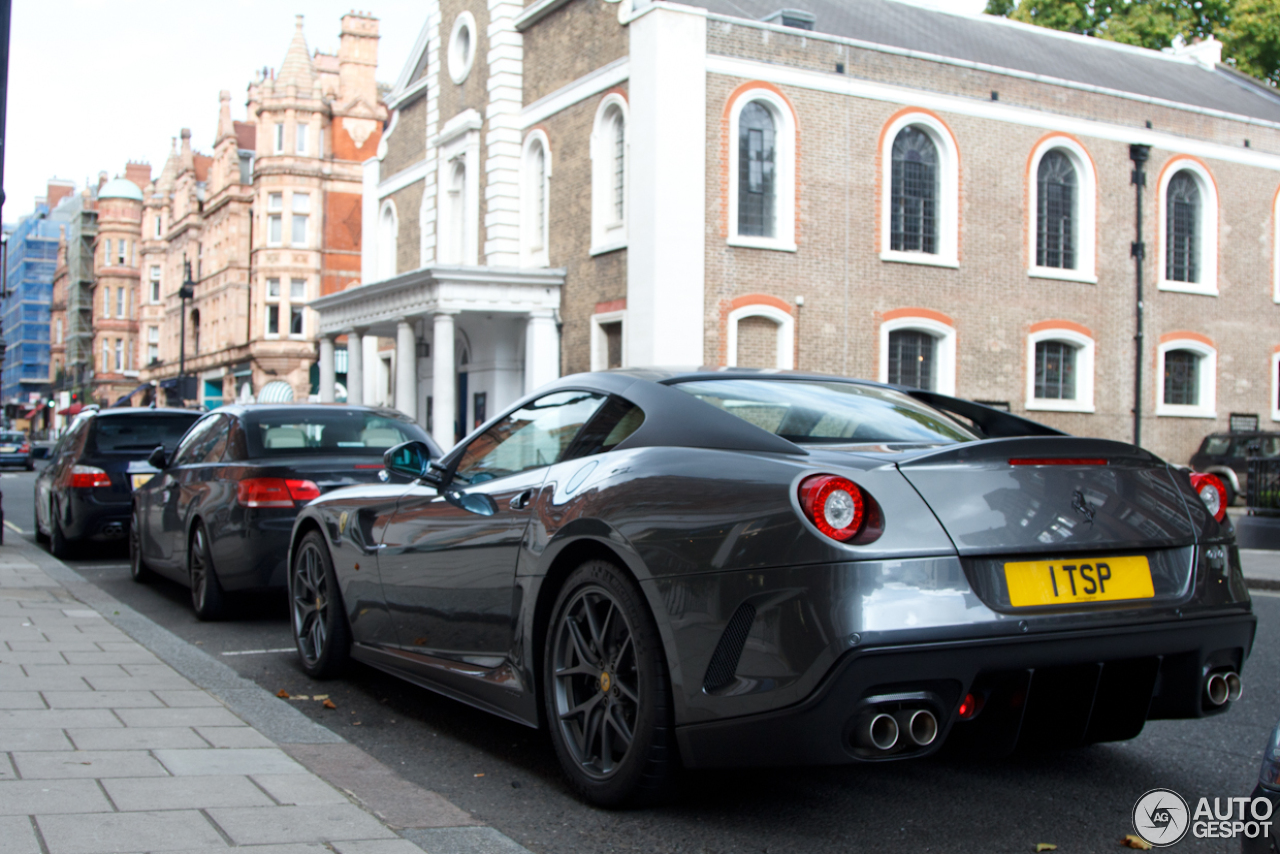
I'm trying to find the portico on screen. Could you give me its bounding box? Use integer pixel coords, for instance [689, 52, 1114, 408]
[311, 265, 564, 449]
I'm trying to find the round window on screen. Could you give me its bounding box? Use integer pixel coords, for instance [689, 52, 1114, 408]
[448, 13, 476, 84]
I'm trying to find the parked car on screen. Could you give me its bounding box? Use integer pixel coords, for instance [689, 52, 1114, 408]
[1190, 431, 1280, 506]
[1243, 716, 1280, 853]
[129, 404, 439, 620]
[285, 369, 1256, 806]
[35, 408, 202, 558]
[0, 430, 34, 470]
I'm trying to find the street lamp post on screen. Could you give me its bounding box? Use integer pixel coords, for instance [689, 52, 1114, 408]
[178, 260, 195, 402]
[1129, 144, 1150, 449]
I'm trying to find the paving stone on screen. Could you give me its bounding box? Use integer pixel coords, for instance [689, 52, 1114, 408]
[85, 676, 192, 692]
[62, 651, 162, 666]
[153, 690, 222, 708]
[0, 729, 74, 751]
[0, 778, 114, 815]
[23, 664, 128, 680]
[43, 691, 163, 709]
[0, 708, 121, 728]
[4, 676, 92, 692]
[251, 773, 350, 806]
[6, 641, 99, 652]
[207, 803, 397, 845]
[154, 748, 304, 776]
[67, 727, 207, 751]
[332, 841, 428, 854]
[0, 692, 47, 709]
[37, 809, 227, 853]
[0, 651, 68, 665]
[121, 664, 182, 679]
[195, 726, 275, 748]
[0, 814, 41, 854]
[0, 752, 15, 780]
[399, 827, 535, 854]
[13, 749, 169, 779]
[102, 775, 275, 811]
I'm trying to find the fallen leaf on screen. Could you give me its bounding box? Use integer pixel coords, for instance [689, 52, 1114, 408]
[322, 699, 337, 710]
[276, 689, 290, 699]
[1035, 846, 1057, 852]
[353, 721, 362, 725]
[312, 694, 329, 700]
[1121, 835, 1153, 850]
[474, 773, 485, 778]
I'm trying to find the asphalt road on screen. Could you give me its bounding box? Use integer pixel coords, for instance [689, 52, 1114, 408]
[6, 463, 1278, 853]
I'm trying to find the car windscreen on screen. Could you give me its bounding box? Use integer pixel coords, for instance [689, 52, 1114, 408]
[243, 410, 423, 458]
[672, 379, 977, 445]
[1201, 436, 1232, 456]
[0, 432, 25, 444]
[89, 414, 202, 453]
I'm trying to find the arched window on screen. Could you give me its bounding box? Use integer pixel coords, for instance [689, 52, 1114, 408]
[887, 329, 934, 389]
[521, 130, 551, 267]
[1025, 322, 1095, 412]
[591, 95, 628, 254]
[890, 127, 937, 254]
[441, 159, 467, 265]
[377, 201, 397, 281]
[1158, 158, 1217, 295]
[1156, 333, 1217, 417]
[1037, 151, 1075, 269]
[879, 310, 956, 394]
[1163, 349, 1198, 405]
[738, 102, 776, 239]
[724, 298, 795, 370]
[1166, 172, 1199, 283]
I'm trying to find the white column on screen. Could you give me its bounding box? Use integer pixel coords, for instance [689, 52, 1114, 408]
[346, 328, 364, 406]
[395, 318, 417, 419]
[626, 3, 707, 367]
[318, 336, 336, 403]
[524, 310, 560, 395]
[432, 312, 457, 450]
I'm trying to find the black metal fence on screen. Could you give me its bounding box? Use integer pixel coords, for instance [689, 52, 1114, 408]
[1246, 457, 1280, 515]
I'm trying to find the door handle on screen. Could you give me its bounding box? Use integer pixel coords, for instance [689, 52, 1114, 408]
[509, 489, 533, 511]
[361, 543, 387, 555]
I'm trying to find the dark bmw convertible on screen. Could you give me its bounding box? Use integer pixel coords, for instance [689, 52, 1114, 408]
[286, 369, 1255, 805]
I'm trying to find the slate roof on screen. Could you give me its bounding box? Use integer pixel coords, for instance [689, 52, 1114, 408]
[693, 0, 1280, 123]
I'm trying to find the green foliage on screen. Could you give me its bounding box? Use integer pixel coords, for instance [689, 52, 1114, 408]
[1221, 0, 1280, 87]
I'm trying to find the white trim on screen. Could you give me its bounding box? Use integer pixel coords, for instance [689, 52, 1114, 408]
[726, 87, 797, 252]
[726, 303, 794, 370]
[1027, 136, 1098, 283]
[514, 0, 572, 30]
[591, 94, 629, 255]
[704, 56, 1280, 173]
[377, 159, 431, 195]
[878, 315, 957, 395]
[391, 14, 436, 95]
[1274, 191, 1280, 304]
[448, 12, 477, 85]
[433, 109, 483, 149]
[879, 111, 959, 267]
[1271, 349, 1280, 423]
[1025, 327, 1096, 413]
[378, 200, 398, 281]
[520, 129, 552, 268]
[521, 58, 630, 130]
[589, 309, 627, 371]
[1157, 158, 1219, 296]
[1156, 338, 1217, 418]
[388, 76, 430, 110]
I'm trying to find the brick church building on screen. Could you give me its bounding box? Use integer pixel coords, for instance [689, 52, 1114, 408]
[312, 0, 1280, 466]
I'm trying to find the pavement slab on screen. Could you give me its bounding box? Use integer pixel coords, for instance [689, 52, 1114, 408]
[100, 775, 276, 811]
[12, 749, 170, 779]
[0, 814, 41, 854]
[36, 809, 228, 854]
[207, 803, 399, 845]
[153, 747, 306, 776]
[66, 726, 210, 750]
[0, 778, 115, 815]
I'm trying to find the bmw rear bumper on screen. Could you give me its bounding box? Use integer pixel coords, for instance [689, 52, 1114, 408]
[675, 613, 1256, 768]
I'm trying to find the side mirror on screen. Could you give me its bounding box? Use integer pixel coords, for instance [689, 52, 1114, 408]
[147, 446, 167, 469]
[383, 440, 444, 485]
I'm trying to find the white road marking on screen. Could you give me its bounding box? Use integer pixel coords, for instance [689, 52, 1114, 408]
[4, 520, 23, 534]
[219, 648, 296, 656]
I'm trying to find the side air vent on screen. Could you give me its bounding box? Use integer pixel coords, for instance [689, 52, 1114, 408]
[702, 602, 757, 692]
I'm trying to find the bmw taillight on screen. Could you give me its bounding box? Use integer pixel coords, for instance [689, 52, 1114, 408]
[1189, 472, 1228, 523]
[236, 477, 320, 508]
[19, 443, 30, 453]
[69, 465, 111, 488]
[798, 474, 868, 541]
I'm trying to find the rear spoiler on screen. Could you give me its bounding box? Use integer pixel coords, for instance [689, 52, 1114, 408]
[904, 390, 1067, 439]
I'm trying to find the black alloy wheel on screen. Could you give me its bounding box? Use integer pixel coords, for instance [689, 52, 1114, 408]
[189, 522, 226, 621]
[48, 502, 71, 559]
[289, 530, 351, 679]
[34, 492, 48, 545]
[128, 506, 152, 583]
[544, 560, 677, 806]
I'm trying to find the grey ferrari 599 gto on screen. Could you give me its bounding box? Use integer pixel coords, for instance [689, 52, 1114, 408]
[286, 369, 1255, 805]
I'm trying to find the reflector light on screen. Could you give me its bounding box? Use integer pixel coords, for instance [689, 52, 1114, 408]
[1189, 472, 1228, 523]
[798, 474, 865, 541]
[19, 444, 30, 453]
[69, 465, 111, 488]
[957, 693, 977, 720]
[1008, 458, 1108, 466]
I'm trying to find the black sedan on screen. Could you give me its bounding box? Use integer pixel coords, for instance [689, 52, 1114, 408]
[35, 407, 202, 558]
[286, 369, 1255, 806]
[129, 404, 438, 620]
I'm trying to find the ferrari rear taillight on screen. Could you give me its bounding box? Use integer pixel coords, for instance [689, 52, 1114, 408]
[236, 478, 320, 508]
[1189, 472, 1228, 523]
[69, 465, 111, 488]
[798, 474, 865, 541]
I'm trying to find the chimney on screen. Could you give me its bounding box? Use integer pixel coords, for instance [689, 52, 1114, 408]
[45, 179, 75, 210]
[338, 11, 380, 107]
[124, 161, 151, 189]
[180, 128, 194, 171]
[97, 171, 109, 191]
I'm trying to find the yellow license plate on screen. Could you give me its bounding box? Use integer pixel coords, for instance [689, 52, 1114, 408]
[130, 473, 155, 490]
[1004, 555, 1154, 607]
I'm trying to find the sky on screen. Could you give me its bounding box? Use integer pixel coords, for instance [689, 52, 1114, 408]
[4, 0, 987, 224]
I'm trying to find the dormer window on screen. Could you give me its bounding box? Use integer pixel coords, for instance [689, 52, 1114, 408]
[762, 8, 815, 30]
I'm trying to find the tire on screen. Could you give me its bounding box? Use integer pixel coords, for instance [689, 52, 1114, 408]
[34, 495, 48, 545]
[189, 522, 227, 620]
[25, 460, 34, 472]
[289, 530, 351, 679]
[128, 506, 153, 584]
[543, 559, 677, 807]
[49, 505, 72, 559]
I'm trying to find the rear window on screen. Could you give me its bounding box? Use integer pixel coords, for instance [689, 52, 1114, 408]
[1201, 436, 1232, 456]
[673, 379, 976, 445]
[89, 414, 202, 453]
[243, 409, 425, 458]
[0, 432, 25, 443]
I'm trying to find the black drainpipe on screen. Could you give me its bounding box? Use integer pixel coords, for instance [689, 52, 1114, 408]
[1129, 144, 1150, 449]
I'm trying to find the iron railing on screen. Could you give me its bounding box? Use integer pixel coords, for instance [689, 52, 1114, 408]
[1246, 457, 1280, 516]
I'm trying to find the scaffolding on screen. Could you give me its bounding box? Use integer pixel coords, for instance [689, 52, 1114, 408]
[61, 194, 97, 395]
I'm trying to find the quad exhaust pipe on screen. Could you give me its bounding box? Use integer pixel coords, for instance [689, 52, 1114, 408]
[856, 708, 938, 752]
[857, 712, 899, 751]
[1205, 671, 1243, 707]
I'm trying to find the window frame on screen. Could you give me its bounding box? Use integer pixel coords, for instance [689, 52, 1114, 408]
[726, 86, 797, 253]
[520, 129, 552, 268]
[1156, 335, 1217, 418]
[879, 110, 959, 269]
[1272, 346, 1280, 423]
[1157, 158, 1218, 296]
[590, 94, 629, 256]
[378, 199, 397, 281]
[1027, 135, 1097, 284]
[878, 313, 957, 395]
[725, 302, 795, 370]
[1024, 324, 1095, 413]
[274, 123, 285, 155]
[590, 309, 627, 371]
[448, 12, 477, 85]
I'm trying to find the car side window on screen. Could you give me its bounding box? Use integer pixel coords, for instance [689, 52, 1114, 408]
[201, 416, 232, 463]
[170, 416, 225, 467]
[562, 396, 645, 460]
[224, 418, 248, 462]
[455, 391, 607, 482]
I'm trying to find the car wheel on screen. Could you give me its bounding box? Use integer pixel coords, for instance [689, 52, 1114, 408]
[543, 559, 677, 807]
[25, 460, 34, 472]
[128, 507, 153, 584]
[189, 522, 227, 621]
[49, 505, 72, 559]
[290, 530, 351, 679]
[34, 493, 49, 545]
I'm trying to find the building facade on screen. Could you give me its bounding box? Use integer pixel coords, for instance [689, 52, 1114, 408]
[294, 0, 1280, 465]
